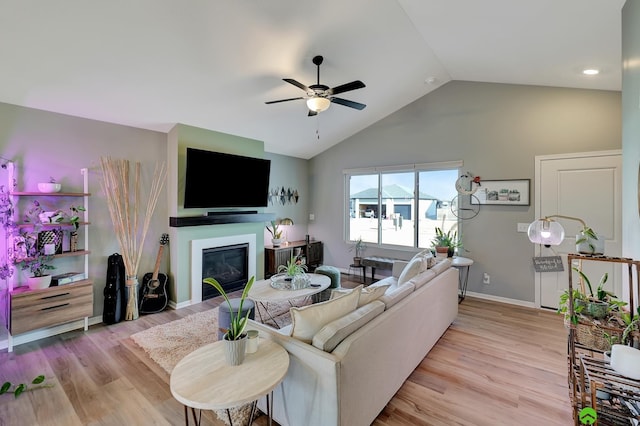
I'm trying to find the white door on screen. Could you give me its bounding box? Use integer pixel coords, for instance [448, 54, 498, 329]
[535, 150, 622, 309]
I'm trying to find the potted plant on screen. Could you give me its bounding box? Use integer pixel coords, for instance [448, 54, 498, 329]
[575, 226, 604, 255]
[558, 288, 587, 325]
[622, 306, 640, 348]
[266, 220, 283, 247]
[349, 236, 366, 266]
[572, 267, 626, 319]
[203, 275, 255, 365]
[18, 253, 55, 290]
[431, 227, 462, 257]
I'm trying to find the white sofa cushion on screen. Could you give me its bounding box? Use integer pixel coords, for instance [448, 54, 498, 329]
[431, 258, 452, 275]
[378, 281, 415, 309]
[290, 285, 361, 343]
[397, 256, 427, 285]
[409, 269, 437, 290]
[411, 248, 437, 268]
[330, 284, 390, 307]
[312, 300, 385, 352]
[392, 261, 408, 278]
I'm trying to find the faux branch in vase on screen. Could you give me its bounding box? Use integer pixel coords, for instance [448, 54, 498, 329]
[100, 157, 166, 320]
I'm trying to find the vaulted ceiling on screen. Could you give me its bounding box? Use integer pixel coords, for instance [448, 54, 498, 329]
[0, 0, 625, 159]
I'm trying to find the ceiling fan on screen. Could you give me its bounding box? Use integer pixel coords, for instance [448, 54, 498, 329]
[265, 55, 366, 116]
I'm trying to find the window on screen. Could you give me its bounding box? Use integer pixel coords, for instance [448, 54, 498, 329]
[345, 161, 461, 250]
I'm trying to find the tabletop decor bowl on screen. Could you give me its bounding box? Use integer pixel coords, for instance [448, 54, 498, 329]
[37, 183, 62, 193]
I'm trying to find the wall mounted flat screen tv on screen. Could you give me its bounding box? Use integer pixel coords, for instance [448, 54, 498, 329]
[184, 147, 271, 208]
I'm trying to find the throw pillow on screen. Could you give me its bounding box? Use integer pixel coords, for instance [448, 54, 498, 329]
[397, 256, 426, 285]
[330, 284, 390, 307]
[312, 300, 385, 352]
[411, 249, 436, 268]
[289, 285, 361, 343]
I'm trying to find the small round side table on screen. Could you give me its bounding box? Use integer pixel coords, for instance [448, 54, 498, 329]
[451, 256, 473, 303]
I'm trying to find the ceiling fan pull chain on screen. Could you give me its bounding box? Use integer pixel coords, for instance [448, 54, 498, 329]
[316, 116, 321, 140]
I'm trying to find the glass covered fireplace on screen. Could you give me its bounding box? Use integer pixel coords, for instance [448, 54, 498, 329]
[201, 243, 249, 300]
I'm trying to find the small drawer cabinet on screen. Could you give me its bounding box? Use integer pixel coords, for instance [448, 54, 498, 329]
[10, 280, 93, 335]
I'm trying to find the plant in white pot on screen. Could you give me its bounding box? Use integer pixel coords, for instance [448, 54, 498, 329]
[203, 275, 255, 365]
[17, 249, 55, 290]
[277, 254, 309, 288]
[266, 220, 283, 246]
[575, 226, 604, 255]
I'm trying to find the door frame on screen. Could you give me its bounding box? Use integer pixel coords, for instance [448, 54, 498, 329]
[533, 149, 622, 308]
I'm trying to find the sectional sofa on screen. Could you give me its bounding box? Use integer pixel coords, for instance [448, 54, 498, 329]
[248, 254, 458, 426]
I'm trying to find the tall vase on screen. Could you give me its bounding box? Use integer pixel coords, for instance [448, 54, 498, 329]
[124, 275, 139, 320]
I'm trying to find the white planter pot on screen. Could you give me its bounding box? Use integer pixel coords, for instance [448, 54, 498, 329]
[27, 275, 52, 290]
[224, 334, 247, 365]
[610, 344, 640, 380]
[271, 238, 282, 247]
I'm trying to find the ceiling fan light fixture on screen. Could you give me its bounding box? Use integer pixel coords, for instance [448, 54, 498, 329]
[307, 96, 331, 112]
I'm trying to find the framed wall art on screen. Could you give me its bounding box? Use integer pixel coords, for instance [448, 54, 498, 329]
[471, 179, 530, 206]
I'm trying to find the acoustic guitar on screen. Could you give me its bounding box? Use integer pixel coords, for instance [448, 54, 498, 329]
[139, 233, 169, 314]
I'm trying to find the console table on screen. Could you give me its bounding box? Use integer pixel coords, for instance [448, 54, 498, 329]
[170, 338, 289, 426]
[264, 240, 323, 278]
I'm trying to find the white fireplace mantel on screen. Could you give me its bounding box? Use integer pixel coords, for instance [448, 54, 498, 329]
[190, 234, 256, 303]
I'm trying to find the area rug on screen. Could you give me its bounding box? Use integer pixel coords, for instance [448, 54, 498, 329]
[130, 299, 304, 424]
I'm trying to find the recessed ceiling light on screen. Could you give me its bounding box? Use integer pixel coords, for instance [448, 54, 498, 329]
[582, 69, 599, 75]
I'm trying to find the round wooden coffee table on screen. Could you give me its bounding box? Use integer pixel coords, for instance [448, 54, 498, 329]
[170, 338, 289, 425]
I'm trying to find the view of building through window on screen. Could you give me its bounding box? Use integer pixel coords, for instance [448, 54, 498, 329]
[347, 167, 459, 250]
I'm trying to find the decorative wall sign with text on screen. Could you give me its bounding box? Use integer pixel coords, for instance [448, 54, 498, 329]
[269, 187, 299, 205]
[532, 256, 564, 272]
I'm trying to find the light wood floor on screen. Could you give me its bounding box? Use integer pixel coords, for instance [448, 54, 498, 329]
[0, 275, 573, 426]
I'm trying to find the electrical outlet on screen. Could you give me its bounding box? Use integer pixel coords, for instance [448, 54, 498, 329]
[517, 222, 529, 233]
[483, 273, 490, 284]
[309, 213, 315, 221]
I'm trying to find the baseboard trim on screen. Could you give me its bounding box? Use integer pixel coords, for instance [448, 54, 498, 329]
[464, 291, 536, 308]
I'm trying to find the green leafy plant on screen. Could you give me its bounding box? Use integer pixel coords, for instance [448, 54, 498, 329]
[575, 226, 601, 254]
[14, 230, 55, 277]
[558, 288, 587, 325]
[278, 254, 307, 276]
[266, 220, 283, 239]
[349, 236, 366, 259]
[203, 276, 255, 340]
[622, 306, 640, 346]
[1, 375, 53, 398]
[431, 227, 462, 250]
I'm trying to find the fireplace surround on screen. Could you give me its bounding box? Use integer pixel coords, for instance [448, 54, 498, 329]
[190, 234, 256, 304]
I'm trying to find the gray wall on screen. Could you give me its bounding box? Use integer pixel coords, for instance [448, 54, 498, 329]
[0, 102, 167, 320]
[263, 152, 310, 244]
[622, 1, 640, 265]
[309, 81, 621, 303]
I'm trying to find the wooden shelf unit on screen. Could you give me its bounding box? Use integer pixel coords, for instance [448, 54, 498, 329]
[3, 166, 93, 352]
[566, 253, 640, 425]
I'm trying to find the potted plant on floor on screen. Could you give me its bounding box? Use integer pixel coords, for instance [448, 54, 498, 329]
[203, 275, 255, 365]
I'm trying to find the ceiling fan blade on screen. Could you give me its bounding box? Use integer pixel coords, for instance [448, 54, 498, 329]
[265, 97, 304, 105]
[308, 110, 318, 117]
[327, 80, 365, 96]
[330, 97, 366, 110]
[283, 78, 310, 92]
